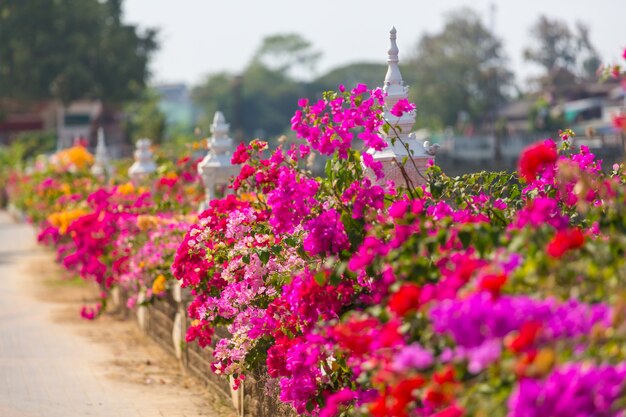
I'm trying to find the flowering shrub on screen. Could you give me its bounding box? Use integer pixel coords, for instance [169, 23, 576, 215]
[9, 62, 626, 415]
[169, 81, 626, 417]
[10, 145, 202, 318]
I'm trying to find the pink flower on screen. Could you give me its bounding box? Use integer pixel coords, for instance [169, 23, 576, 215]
[80, 303, 101, 320]
[231, 143, 251, 164]
[390, 98, 416, 117]
[302, 209, 350, 256]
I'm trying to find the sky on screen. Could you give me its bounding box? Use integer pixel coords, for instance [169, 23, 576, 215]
[123, 0, 626, 87]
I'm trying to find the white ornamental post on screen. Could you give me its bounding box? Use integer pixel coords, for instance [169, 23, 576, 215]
[91, 127, 111, 177]
[369, 27, 438, 187]
[198, 111, 238, 211]
[128, 138, 157, 184]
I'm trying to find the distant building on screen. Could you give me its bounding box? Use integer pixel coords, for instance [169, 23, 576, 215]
[154, 84, 198, 133]
[56, 100, 103, 149]
[0, 99, 58, 144]
[0, 98, 128, 157]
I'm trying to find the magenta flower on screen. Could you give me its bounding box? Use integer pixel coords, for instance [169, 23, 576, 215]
[390, 98, 416, 117]
[303, 209, 350, 256]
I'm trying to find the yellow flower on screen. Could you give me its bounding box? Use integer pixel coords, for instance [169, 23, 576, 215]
[47, 208, 88, 234]
[136, 215, 158, 231]
[527, 348, 556, 378]
[239, 192, 256, 202]
[55, 146, 94, 170]
[152, 274, 167, 294]
[117, 182, 135, 195]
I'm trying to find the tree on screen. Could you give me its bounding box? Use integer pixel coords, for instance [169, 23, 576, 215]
[404, 8, 514, 129]
[250, 33, 321, 80]
[193, 34, 315, 142]
[523, 16, 600, 87]
[124, 89, 166, 144]
[191, 73, 236, 136]
[308, 62, 386, 97]
[0, 0, 157, 104]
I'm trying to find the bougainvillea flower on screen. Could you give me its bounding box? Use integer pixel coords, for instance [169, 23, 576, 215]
[518, 141, 557, 182]
[546, 228, 585, 258]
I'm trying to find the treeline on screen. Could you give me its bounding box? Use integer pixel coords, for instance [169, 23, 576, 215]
[0, 1, 603, 143]
[189, 9, 602, 141]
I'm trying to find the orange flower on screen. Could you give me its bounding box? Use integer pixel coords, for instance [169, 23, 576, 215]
[151, 275, 167, 294]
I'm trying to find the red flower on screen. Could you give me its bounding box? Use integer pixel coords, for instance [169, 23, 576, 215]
[333, 317, 379, 356]
[613, 114, 626, 131]
[518, 141, 557, 182]
[388, 283, 422, 317]
[370, 376, 425, 417]
[547, 228, 585, 258]
[393, 376, 426, 406]
[507, 322, 542, 353]
[433, 366, 456, 385]
[478, 273, 507, 297]
[231, 143, 251, 164]
[176, 156, 190, 166]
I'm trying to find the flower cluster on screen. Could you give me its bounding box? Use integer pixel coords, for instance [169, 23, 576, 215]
[168, 82, 626, 417]
[11, 145, 204, 319]
[10, 77, 626, 417]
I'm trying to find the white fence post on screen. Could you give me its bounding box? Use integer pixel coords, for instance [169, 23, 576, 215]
[369, 27, 438, 187]
[128, 138, 156, 184]
[91, 127, 111, 177]
[198, 111, 238, 211]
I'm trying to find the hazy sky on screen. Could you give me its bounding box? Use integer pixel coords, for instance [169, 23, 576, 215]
[123, 0, 626, 86]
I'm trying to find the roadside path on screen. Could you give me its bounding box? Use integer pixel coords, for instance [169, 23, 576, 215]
[0, 211, 232, 417]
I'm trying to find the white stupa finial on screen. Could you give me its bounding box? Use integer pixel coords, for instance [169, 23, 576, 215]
[366, 27, 436, 187]
[128, 138, 156, 183]
[388, 27, 399, 63]
[211, 111, 230, 141]
[91, 127, 111, 176]
[383, 26, 407, 102]
[198, 111, 237, 210]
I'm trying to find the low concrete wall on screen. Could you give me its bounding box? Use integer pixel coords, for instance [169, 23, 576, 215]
[112, 284, 297, 417]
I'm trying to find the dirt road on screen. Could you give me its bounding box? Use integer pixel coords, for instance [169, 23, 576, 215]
[0, 212, 235, 417]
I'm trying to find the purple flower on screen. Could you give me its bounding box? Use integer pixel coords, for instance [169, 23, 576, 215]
[266, 167, 319, 234]
[303, 209, 350, 256]
[430, 293, 611, 350]
[508, 363, 626, 417]
[393, 343, 434, 371]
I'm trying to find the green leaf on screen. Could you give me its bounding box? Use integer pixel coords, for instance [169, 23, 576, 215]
[258, 251, 270, 264]
[314, 271, 326, 286]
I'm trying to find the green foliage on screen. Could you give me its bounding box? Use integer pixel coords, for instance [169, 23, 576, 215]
[124, 88, 167, 144]
[0, 0, 157, 103]
[308, 62, 386, 96]
[524, 16, 599, 77]
[528, 97, 564, 132]
[523, 15, 600, 92]
[251, 33, 322, 79]
[404, 8, 514, 129]
[427, 165, 523, 226]
[192, 60, 304, 141]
